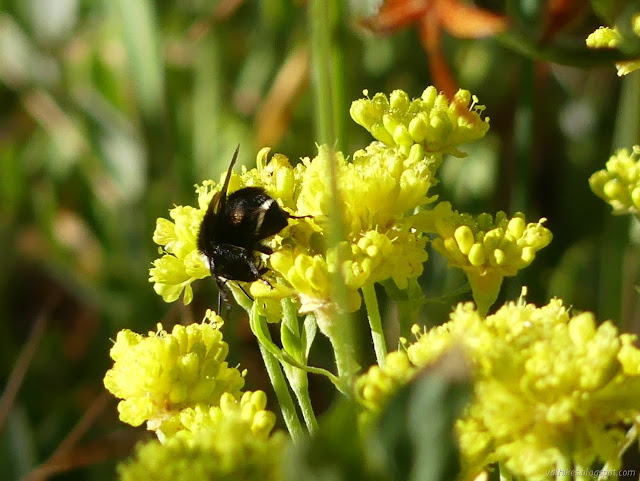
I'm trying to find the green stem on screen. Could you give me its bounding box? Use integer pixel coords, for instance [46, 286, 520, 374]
[257, 343, 305, 442]
[309, 0, 346, 147]
[243, 297, 305, 441]
[362, 284, 387, 366]
[598, 72, 640, 324]
[281, 298, 319, 434]
[495, 31, 640, 67]
[283, 365, 319, 435]
[556, 455, 572, 481]
[316, 308, 359, 394]
[329, 1, 346, 151]
[499, 462, 513, 481]
[309, 0, 357, 389]
[310, 0, 334, 145]
[574, 463, 590, 481]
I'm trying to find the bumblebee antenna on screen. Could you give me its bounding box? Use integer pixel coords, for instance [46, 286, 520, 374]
[217, 145, 240, 214]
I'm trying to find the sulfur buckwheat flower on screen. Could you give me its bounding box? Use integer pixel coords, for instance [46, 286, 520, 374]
[154, 390, 278, 440]
[586, 15, 640, 76]
[413, 201, 552, 314]
[350, 87, 489, 159]
[118, 392, 286, 481]
[269, 142, 435, 315]
[104, 312, 245, 430]
[589, 146, 640, 215]
[356, 294, 640, 479]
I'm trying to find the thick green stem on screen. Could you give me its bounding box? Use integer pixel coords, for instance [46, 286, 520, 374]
[316, 308, 359, 394]
[598, 73, 640, 324]
[257, 343, 305, 442]
[309, 0, 357, 389]
[362, 284, 387, 366]
[309, 0, 345, 148]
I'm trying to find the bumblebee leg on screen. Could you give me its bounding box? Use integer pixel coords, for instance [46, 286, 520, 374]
[216, 277, 232, 315]
[236, 283, 254, 302]
[256, 244, 273, 255]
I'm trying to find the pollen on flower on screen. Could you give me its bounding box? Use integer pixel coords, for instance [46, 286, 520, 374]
[355, 296, 640, 479]
[104, 316, 245, 429]
[590, 146, 640, 214]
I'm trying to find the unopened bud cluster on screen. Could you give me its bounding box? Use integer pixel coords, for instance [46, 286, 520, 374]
[590, 146, 640, 215]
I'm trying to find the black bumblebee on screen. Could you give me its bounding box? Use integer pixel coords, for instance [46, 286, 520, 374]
[197, 146, 301, 308]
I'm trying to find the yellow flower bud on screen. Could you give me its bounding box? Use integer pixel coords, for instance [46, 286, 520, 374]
[455, 225, 475, 255]
[590, 146, 640, 214]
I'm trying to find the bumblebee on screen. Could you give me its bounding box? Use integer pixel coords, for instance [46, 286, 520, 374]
[197, 146, 301, 308]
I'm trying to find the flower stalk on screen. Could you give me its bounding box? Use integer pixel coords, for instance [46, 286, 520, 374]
[362, 284, 387, 366]
[257, 342, 305, 442]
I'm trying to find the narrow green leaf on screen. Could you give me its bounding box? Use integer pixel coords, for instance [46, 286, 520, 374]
[368, 349, 472, 481]
[113, 0, 165, 118]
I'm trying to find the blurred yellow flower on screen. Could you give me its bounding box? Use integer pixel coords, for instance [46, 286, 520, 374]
[586, 16, 640, 76]
[356, 295, 640, 479]
[118, 392, 285, 481]
[590, 146, 640, 215]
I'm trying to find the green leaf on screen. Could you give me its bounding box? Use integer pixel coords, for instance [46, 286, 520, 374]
[591, 0, 633, 24]
[303, 314, 318, 359]
[281, 321, 304, 364]
[283, 399, 385, 481]
[113, 0, 165, 119]
[368, 349, 472, 481]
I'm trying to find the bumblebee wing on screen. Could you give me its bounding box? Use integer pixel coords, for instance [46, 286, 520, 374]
[217, 144, 240, 214]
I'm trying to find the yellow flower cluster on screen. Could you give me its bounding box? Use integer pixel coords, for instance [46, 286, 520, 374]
[586, 15, 640, 76]
[104, 312, 245, 429]
[356, 296, 640, 479]
[149, 87, 544, 322]
[413, 202, 552, 314]
[118, 392, 286, 481]
[155, 391, 277, 441]
[589, 146, 640, 215]
[270, 143, 434, 313]
[150, 134, 440, 314]
[350, 87, 490, 158]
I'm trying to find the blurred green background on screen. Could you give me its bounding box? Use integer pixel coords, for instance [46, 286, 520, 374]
[1, 0, 639, 479]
